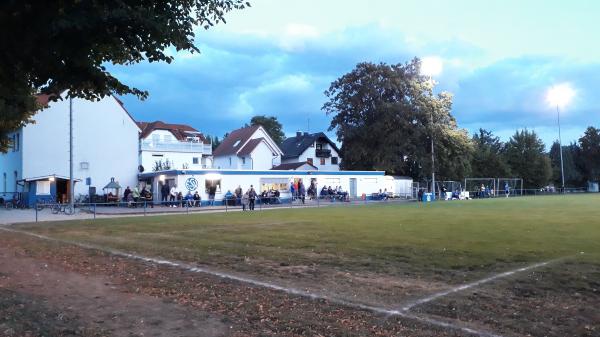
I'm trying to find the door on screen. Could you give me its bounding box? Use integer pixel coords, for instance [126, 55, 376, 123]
[349, 178, 357, 199]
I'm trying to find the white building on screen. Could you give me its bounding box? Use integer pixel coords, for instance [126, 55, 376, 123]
[137, 121, 212, 172]
[0, 93, 140, 205]
[280, 132, 341, 171]
[213, 125, 283, 170]
[139, 169, 387, 204]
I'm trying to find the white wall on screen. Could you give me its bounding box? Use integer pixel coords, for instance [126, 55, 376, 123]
[214, 155, 239, 170]
[144, 170, 386, 201]
[141, 151, 209, 171]
[21, 95, 140, 196]
[0, 130, 23, 199]
[243, 141, 279, 170]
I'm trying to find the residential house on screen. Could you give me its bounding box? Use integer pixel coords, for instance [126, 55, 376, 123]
[137, 121, 212, 171]
[212, 125, 283, 170]
[280, 132, 341, 171]
[0, 93, 140, 205]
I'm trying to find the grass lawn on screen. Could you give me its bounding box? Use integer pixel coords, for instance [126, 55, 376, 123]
[19, 194, 600, 280]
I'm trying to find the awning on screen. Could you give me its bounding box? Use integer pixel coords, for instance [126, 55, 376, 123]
[21, 174, 81, 182]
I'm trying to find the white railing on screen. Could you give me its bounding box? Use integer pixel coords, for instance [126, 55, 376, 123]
[141, 141, 212, 154]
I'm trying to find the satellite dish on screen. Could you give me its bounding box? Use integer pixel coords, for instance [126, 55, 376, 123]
[138, 165, 145, 173]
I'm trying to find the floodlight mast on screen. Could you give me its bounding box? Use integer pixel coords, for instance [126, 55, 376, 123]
[547, 83, 574, 193]
[420, 57, 443, 198]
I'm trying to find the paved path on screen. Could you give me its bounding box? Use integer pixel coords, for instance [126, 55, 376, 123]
[0, 199, 413, 225]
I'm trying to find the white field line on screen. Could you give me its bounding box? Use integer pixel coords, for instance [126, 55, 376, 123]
[399, 259, 558, 312]
[2, 227, 555, 337]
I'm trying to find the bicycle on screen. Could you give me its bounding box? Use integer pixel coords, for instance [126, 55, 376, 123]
[35, 197, 55, 211]
[51, 203, 74, 215]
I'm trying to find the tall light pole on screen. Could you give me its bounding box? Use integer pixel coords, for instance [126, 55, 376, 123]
[69, 96, 75, 210]
[420, 57, 443, 199]
[547, 83, 575, 193]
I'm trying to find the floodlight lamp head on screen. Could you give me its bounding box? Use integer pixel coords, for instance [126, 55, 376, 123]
[420, 56, 443, 77]
[547, 83, 575, 108]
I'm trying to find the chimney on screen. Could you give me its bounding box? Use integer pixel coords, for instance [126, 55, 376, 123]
[296, 131, 302, 138]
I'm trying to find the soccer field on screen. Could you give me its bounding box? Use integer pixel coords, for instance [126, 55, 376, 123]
[8, 194, 600, 336]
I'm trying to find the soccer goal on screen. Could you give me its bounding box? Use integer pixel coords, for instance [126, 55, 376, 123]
[464, 178, 496, 198]
[497, 178, 523, 197]
[436, 181, 462, 200]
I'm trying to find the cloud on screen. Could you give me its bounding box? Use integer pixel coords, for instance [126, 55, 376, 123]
[111, 21, 600, 147]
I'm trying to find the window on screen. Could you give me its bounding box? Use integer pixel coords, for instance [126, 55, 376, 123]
[152, 134, 160, 143]
[316, 143, 323, 150]
[36, 181, 51, 195]
[320, 158, 325, 165]
[324, 178, 341, 186]
[233, 140, 241, 147]
[242, 157, 246, 165]
[80, 162, 89, 170]
[163, 134, 173, 142]
[205, 178, 222, 194]
[2, 173, 6, 193]
[14, 171, 18, 191]
[192, 157, 199, 164]
[331, 157, 338, 165]
[229, 157, 232, 166]
[260, 178, 289, 192]
[14, 133, 19, 152]
[307, 158, 313, 165]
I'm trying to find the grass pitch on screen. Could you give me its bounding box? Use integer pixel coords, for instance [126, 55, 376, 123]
[12, 194, 600, 336]
[21, 194, 600, 278]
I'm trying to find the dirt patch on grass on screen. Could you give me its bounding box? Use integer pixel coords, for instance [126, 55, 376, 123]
[414, 260, 600, 337]
[0, 231, 461, 337]
[0, 244, 228, 337]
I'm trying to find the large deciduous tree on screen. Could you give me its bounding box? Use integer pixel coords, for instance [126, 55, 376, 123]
[0, 0, 249, 152]
[322, 60, 472, 180]
[250, 115, 285, 145]
[578, 126, 600, 182]
[504, 129, 552, 188]
[549, 141, 584, 187]
[471, 129, 511, 178]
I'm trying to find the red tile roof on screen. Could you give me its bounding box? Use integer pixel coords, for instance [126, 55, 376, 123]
[137, 120, 209, 144]
[237, 138, 264, 156]
[271, 162, 318, 170]
[212, 125, 261, 156]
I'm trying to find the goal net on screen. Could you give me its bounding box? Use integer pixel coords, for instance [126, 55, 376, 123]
[497, 178, 523, 197]
[464, 178, 496, 198]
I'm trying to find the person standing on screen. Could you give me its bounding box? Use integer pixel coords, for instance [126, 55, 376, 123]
[160, 183, 169, 206]
[234, 185, 243, 205]
[298, 179, 306, 204]
[248, 185, 256, 210]
[169, 184, 178, 207]
[504, 182, 510, 198]
[241, 191, 249, 211]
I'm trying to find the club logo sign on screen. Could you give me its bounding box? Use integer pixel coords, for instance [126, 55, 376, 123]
[185, 177, 198, 191]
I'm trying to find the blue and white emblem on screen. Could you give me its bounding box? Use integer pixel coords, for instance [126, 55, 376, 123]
[185, 177, 198, 191]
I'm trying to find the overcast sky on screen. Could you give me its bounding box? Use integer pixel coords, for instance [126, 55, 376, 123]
[113, 0, 600, 146]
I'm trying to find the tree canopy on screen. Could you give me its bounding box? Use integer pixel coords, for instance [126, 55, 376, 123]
[471, 129, 511, 178]
[578, 126, 600, 182]
[504, 129, 552, 188]
[322, 59, 472, 180]
[250, 115, 285, 145]
[0, 0, 249, 152]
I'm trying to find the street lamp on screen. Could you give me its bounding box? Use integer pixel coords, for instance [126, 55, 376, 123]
[546, 83, 575, 192]
[420, 57, 443, 199]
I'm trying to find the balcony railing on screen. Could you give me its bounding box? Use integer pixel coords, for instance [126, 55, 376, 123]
[315, 148, 331, 158]
[141, 140, 212, 154]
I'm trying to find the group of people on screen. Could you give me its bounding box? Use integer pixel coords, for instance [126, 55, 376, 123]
[122, 185, 154, 207]
[320, 185, 349, 201]
[159, 183, 202, 207]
